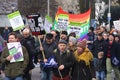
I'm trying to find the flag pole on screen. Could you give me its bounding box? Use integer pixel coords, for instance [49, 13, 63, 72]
[58, 69, 63, 80]
[38, 37, 46, 59]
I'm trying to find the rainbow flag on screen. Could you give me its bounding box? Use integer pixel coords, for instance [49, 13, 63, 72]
[52, 7, 91, 40]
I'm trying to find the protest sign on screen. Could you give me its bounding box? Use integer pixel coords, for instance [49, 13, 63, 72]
[7, 42, 24, 63]
[7, 11, 25, 31]
[113, 20, 120, 30]
[44, 15, 52, 33]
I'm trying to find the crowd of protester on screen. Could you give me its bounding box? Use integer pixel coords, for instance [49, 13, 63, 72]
[0, 25, 120, 80]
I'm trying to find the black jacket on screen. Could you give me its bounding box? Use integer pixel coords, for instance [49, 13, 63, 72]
[21, 35, 36, 71]
[39, 41, 57, 60]
[105, 41, 120, 66]
[71, 60, 95, 80]
[95, 58, 106, 72]
[52, 49, 75, 78]
[92, 39, 107, 58]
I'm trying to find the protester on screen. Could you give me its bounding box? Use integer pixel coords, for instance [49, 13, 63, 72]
[0, 34, 4, 56]
[102, 32, 109, 43]
[60, 30, 68, 42]
[67, 36, 77, 53]
[87, 27, 94, 51]
[3, 26, 11, 41]
[95, 51, 106, 80]
[0, 32, 29, 80]
[0, 33, 5, 79]
[105, 34, 120, 80]
[71, 39, 96, 80]
[50, 30, 60, 44]
[68, 32, 76, 38]
[91, 33, 107, 68]
[21, 28, 36, 80]
[39, 33, 57, 80]
[52, 39, 75, 80]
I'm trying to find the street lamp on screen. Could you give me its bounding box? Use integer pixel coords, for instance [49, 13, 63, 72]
[107, 0, 111, 31]
[47, 0, 50, 16]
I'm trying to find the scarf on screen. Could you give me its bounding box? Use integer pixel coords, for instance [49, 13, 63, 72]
[74, 48, 93, 66]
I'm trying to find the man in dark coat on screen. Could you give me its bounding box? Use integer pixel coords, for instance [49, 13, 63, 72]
[21, 28, 36, 80]
[91, 33, 108, 69]
[52, 40, 75, 80]
[39, 33, 57, 80]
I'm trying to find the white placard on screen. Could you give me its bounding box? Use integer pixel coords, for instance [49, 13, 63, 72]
[7, 42, 24, 63]
[113, 20, 120, 30]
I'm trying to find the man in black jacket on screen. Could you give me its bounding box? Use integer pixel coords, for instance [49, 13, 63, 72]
[52, 40, 75, 80]
[21, 28, 36, 80]
[39, 33, 57, 80]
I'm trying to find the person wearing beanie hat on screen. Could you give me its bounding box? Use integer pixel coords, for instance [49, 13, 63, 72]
[58, 39, 67, 45]
[69, 36, 77, 45]
[52, 38, 74, 80]
[71, 39, 96, 80]
[77, 39, 87, 50]
[68, 36, 77, 53]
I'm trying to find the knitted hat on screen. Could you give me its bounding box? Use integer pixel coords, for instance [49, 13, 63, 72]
[58, 39, 67, 44]
[77, 39, 87, 49]
[69, 36, 77, 45]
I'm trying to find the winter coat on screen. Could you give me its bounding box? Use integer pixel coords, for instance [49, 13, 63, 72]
[52, 49, 75, 78]
[21, 35, 36, 71]
[39, 41, 57, 60]
[71, 48, 95, 80]
[95, 58, 106, 72]
[91, 39, 107, 58]
[105, 41, 120, 66]
[0, 34, 4, 53]
[0, 46, 29, 78]
[87, 32, 94, 51]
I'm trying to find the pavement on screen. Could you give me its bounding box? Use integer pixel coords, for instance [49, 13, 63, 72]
[31, 64, 41, 80]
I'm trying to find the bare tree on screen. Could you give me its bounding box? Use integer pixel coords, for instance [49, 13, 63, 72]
[18, 0, 58, 18]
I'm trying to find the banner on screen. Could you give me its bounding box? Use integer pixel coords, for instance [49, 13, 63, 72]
[52, 7, 91, 40]
[7, 11, 25, 31]
[7, 42, 24, 63]
[27, 14, 41, 35]
[44, 15, 52, 33]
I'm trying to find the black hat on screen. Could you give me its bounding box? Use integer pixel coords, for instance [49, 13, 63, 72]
[46, 33, 53, 39]
[40, 30, 46, 35]
[58, 39, 67, 44]
[61, 31, 68, 35]
[89, 27, 94, 32]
